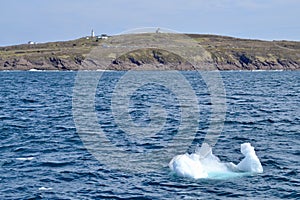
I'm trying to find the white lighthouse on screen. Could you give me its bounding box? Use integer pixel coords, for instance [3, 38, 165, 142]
[91, 29, 95, 37]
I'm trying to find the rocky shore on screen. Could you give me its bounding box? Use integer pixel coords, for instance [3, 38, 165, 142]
[1, 34, 299, 71]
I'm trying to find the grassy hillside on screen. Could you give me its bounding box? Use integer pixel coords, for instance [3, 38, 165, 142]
[0, 34, 299, 70]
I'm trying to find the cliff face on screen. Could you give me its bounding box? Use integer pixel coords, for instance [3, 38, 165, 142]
[0, 38, 89, 71]
[1, 57, 83, 70]
[190, 34, 300, 70]
[0, 34, 299, 70]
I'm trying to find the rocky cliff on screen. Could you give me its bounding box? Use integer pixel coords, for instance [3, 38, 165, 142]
[0, 34, 299, 70]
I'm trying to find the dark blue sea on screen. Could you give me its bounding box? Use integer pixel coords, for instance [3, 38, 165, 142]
[0, 71, 299, 199]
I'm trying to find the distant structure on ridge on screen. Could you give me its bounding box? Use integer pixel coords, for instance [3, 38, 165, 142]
[28, 41, 36, 45]
[91, 29, 95, 38]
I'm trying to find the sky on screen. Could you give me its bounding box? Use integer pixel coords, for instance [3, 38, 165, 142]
[0, 0, 299, 46]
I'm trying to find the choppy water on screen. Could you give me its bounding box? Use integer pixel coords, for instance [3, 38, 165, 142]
[0, 71, 299, 199]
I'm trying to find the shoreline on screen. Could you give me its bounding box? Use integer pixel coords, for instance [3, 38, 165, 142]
[1, 68, 298, 72]
[1, 34, 299, 71]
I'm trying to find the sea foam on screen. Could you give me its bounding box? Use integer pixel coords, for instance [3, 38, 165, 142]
[169, 143, 263, 179]
[38, 187, 53, 191]
[16, 157, 35, 161]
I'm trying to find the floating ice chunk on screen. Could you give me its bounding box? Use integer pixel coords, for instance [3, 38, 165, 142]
[195, 142, 213, 159]
[169, 142, 263, 179]
[16, 157, 34, 161]
[236, 143, 263, 173]
[169, 154, 208, 179]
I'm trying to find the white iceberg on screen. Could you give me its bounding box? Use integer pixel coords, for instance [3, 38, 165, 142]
[169, 154, 208, 179]
[169, 142, 263, 179]
[236, 143, 263, 173]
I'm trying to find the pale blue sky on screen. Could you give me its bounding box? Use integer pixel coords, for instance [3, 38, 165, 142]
[1, 0, 299, 46]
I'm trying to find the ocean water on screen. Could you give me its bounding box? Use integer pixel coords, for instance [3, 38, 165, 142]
[0, 71, 299, 199]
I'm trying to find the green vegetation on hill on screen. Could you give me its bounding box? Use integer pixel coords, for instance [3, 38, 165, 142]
[0, 34, 299, 70]
[188, 34, 300, 70]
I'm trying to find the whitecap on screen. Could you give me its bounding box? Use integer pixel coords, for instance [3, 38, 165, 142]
[38, 187, 52, 191]
[169, 142, 263, 180]
[16, 157, 34, 161]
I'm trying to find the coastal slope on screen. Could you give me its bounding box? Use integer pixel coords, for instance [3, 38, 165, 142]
[0, 34, 299, 70]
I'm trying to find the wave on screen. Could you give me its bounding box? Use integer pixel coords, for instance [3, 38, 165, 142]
[38, 187, 52, 191]
[16, 157, 35, 161]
